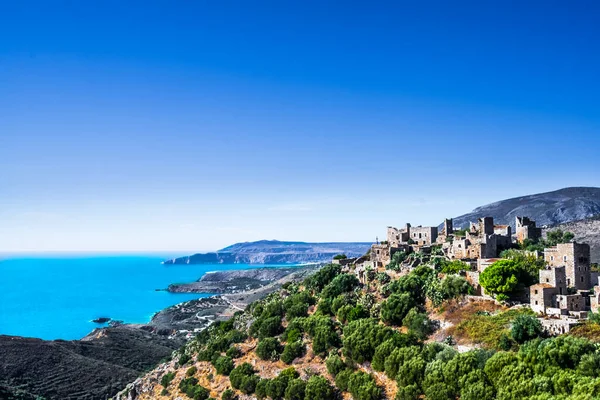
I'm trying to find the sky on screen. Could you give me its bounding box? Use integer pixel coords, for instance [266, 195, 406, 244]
[1, 1, 600, 253]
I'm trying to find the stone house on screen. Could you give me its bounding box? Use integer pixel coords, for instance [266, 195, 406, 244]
[544, 242, 591, 290]
[516, 216, 542, 244]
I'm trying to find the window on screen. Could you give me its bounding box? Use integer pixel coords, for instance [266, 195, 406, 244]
[564, 256, 567, 262]
[551, 256, 554, 261]
[546, 278, 550, 282]
[581, 276, 584, 282]
[419, 233, 422, 239]
[535, 290, 538, 294]
[535, 300, 538, 305]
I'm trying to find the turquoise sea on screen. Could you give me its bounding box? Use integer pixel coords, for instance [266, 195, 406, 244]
[0, 255, 284, 340]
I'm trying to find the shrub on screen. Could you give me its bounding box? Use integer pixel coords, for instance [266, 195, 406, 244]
[230, 363, 260, 394]
[326, 354, 346, 377]
[402, 308, 435, 340]
[511, 314, 543, 343]
[321, 274, 360, 299]
[305, 264, 342, 292]
[343, 318, 395, 364]
[347, 371, 382, 400]
[186, 366, 198, 377]
[305, 376, 336, 400]
[226, 346, 242, 359]
[285, 378, 306, 400]
[222, 389, 237, 400]
[479, 259, 534, 298]
[161, 371, 176, 387]
[281, 341, 305, 364]
[334, 369, 353, 391]
[256, 337, 283, 361]
[381, 293, 416, 325]
[179, 353, 191, 366]
[214, 356, 235, 375]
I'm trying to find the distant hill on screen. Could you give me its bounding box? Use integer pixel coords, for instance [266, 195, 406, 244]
[452, 187, 600, 229]
[163, 240, 372, 265]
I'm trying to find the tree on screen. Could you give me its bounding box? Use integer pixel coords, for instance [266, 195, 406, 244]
[402, 308, 435, 340]
[161, 372, 176, 387]
[479, 259, 532, 298]
[326, 354, 346, 377]
[511, 315, 543, 343]
[284, 379, 306, 400]
[334, 254, 348, 260]
[214, 356, 234, 375]
[545, 229, 575, 247]
[230, 363, 260, 394]
[256, 337, 283, 361]
[305, 376, 336, 400]
[281, 341, 305, 364]
[347, 371, 382, 400]
[440, 260, 469, 274]
[381, 293, 416, 325]
[222, 389, 237, 400]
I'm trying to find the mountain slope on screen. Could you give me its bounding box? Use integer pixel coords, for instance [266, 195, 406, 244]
[547, 216, 600, 262]
[452, 187, 600, 229]
[163, 240, 372, 265]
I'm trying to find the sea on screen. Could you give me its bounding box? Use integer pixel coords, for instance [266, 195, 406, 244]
[0, 254, 287, 341]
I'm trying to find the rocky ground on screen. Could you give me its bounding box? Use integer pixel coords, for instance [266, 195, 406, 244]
[0, 267, 317, 400]
[167, 267, 309, 294]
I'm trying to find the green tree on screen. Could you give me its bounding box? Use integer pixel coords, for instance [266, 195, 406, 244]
[214, 356, 234, 376]
[284, 379, 306, 400]
[402, 308, 435, 340]
[281, 341, 305, 364]
[545, 229, 575, 247]
[479, 259, 533, 298]
[256, 337, 283, 361]
[511, 314, 543, 343]
[381, 293, 416, 325]
[347, 371, 382, 400]
[305, 376, 336, 400]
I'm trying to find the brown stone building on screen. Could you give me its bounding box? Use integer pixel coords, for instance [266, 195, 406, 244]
[516, 216, 542, 244]
[544, 242, 592, 290]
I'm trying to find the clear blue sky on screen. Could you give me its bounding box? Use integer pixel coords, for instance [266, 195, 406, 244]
[1, 1, 599, 253]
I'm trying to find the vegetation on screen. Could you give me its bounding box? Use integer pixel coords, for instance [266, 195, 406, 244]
[151, 261, 600, 400]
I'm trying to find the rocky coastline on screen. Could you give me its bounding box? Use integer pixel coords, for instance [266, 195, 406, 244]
[0, 265, 318, 400]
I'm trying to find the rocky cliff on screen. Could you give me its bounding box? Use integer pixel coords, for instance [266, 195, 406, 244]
[163, 240, 371, 265]
[451, 187, 600, 229]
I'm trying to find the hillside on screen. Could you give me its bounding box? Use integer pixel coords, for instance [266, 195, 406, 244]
[164, 241, 372, 265]
[116, 261, 600, 400]
[451, 187, 600, 229]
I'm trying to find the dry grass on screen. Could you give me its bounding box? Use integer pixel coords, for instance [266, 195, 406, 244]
[570, 323, 600, 342]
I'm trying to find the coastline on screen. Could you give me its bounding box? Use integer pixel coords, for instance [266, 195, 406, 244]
[0, 264, 320, 400]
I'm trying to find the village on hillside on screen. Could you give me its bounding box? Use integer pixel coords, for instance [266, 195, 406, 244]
[334, 216, 598, 335]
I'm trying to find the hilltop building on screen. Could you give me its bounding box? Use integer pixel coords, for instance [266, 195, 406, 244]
[516, 216, 542, 244]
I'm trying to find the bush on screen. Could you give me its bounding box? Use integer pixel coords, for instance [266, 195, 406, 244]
[179, 377, 210, 400]
[440, 260, 469, 274]
[161, 371, 176, 387]
[214, 356, 235, 375]
[511, 314, 543, 343]
[281, 341, 305, 364]
[305, 264, 342, 292]
[402, 308, 435, 340]
[440, 275, 473, 300]
[186, 366, 198, 377]
[326, 354, 346, 377]
[335, 369, 353, 391]
[256, 337, 283, 361]
[343, 318, 395, 364]
[305, 376, 336, 400]
[230, 363, 260, 394]
[179, 353, 191, 366]
[321, 273, 360, 299]
[226, 346, 242, 359]
[347, 371, 382, 400]
[221, 389, 237, 400]
[285, 379, 306, 400]
[381, 293, 416, 325]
